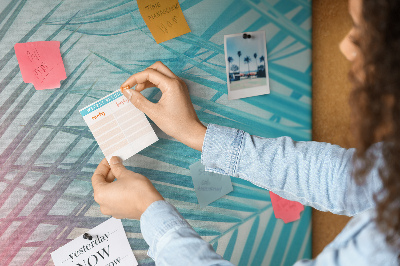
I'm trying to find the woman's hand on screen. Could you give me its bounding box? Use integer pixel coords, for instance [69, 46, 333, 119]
[91, 157, 164, 220]
[120, 61, 207, 151]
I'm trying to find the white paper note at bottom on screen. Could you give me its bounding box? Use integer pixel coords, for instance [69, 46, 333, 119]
[51, 218, 138, 266]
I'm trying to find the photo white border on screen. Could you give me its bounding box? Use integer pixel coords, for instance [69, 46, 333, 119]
[224, 31, 270, 100]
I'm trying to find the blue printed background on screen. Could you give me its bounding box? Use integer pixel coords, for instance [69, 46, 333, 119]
[0, 0, 312, 265]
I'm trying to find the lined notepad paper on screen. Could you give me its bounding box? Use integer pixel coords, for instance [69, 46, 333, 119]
[80, 90, 158, 162]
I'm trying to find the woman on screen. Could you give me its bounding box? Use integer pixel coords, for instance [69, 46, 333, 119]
[91, 0, 400, 264]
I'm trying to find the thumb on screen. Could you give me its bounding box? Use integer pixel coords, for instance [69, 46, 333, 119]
[122, 89, 155, 115]
[109, 156, 129, 179]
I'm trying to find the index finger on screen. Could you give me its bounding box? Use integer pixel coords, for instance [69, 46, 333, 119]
[147, 61, 177, 79]
[92, 158, 111, 190]
[121, 68, 175, 93]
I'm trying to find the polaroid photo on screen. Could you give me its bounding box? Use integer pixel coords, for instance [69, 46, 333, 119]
[224, 31, 270, 100]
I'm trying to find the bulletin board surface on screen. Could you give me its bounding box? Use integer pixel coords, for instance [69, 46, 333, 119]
[0, 0, 312, 265]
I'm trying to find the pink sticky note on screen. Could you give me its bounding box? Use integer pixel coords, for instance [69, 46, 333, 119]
[270, 191, 304, 223]
[14, 41, 67, 90]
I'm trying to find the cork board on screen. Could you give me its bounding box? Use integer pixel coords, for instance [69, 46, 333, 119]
[312, 0, 353, 257]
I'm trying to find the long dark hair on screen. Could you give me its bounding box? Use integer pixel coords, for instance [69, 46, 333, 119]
[350, 0, 400, 250]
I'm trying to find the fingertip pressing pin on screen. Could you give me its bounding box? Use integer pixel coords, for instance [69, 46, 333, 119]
[83, 233, 93, 240]
[121, 85, 130, 92]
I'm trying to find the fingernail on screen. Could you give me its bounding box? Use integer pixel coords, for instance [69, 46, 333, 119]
[124, 89, 133, 100]
[121, 85, 130, 91]
[110, 156, 122, 165]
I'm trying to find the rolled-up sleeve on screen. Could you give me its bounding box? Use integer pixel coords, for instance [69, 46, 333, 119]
[201, 124, 382, 216]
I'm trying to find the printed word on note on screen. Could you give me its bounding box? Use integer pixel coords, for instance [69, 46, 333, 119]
[14, 41, 66, 90]
[137, 0, 191, 43]
[269, 192, 304, 223]
[79, 90, 158, 162]
[51, 218, 138, 266]
[189, 161, 233, 208]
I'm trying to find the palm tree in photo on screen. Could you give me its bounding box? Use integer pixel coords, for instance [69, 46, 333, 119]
[260, 55, 265, 66]
[244, 56, 251, 77]
[258, 55, 266, 77]
[227, 56, 233, 74]
[237, 51, 242, 78]
[231, 64, 239, 73]
[253, 53, 257, 74]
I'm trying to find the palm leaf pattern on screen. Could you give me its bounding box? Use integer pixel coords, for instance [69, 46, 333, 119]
[0, 0, 312, 265]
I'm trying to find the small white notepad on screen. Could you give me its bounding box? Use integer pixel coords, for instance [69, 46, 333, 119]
[80, 90, 158, 162]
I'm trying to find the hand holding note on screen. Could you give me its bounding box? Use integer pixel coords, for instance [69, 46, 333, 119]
[121, 61, 206, 151]
[92, 157, 164, 219]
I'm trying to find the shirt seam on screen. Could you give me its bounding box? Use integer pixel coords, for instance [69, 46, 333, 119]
[230, 129, 245, 175]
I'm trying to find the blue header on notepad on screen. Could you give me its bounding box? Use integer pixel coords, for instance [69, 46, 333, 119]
[80, 91, 123, 116]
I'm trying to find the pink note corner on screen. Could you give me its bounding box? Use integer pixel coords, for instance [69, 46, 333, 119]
[270, 191, 304, 223]
[14, 41, 67, 90]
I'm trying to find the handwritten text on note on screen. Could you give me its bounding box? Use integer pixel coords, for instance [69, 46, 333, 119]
[14, 41, 67, 90]
[137, 0, 191, 43]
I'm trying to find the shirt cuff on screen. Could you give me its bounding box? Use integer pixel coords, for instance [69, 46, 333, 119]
[140, 200, 191, 259]
[201, 124, 244, 176]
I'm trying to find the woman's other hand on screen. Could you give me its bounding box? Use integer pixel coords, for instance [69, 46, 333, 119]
[91, 157, 164, 220]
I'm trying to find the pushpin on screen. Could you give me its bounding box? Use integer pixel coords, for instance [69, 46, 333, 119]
[83, 233, 93, 240]
[121, 85, 130, 92]
[242, 33, 252, 39]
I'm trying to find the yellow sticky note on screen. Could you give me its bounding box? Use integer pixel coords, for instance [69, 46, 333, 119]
[137, 0, 191, 44]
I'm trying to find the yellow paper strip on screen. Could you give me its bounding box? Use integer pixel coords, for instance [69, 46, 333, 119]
[137, 0, 191, 44]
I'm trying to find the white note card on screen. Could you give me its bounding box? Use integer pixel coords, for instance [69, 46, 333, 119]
[79, 90, 158, 162]
[51, 218, 138, 266]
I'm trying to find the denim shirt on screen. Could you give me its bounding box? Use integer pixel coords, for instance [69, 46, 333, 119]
[140, 124, 399, 265]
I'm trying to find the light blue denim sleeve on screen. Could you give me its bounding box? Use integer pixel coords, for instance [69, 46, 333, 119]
[293, 210, 399, 265]
[140, 200, 233, 265]
[201, 124, 382, 216]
